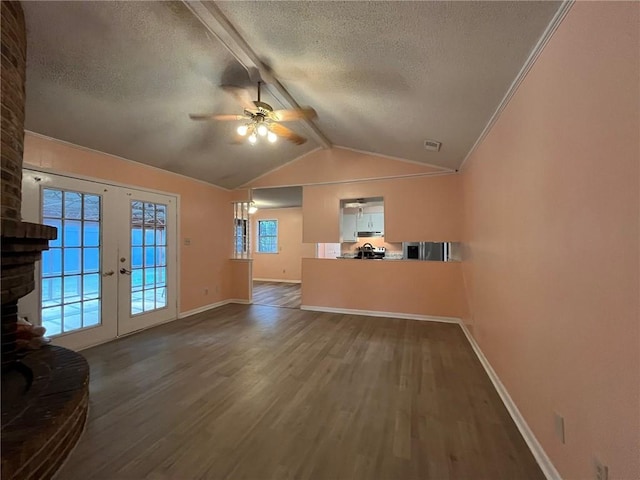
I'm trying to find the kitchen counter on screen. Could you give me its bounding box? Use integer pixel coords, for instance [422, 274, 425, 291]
[334, 256, 459, 262]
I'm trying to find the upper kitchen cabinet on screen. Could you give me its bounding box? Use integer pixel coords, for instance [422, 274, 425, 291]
[341, 210, 358, 242]
[370, 212, 384, 232]
[341, 197, 384, 240]
[356, 205, 384, 235]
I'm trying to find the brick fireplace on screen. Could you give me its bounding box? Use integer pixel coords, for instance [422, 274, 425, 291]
[1, 2, 90, 478]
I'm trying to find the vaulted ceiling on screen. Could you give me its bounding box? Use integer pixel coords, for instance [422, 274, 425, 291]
[23, 1, 562, 189]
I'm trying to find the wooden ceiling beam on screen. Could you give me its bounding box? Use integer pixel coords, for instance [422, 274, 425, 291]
[182, 1, 332, 149]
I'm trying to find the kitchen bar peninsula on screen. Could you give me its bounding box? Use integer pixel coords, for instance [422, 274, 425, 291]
[301, 258, 467, 320]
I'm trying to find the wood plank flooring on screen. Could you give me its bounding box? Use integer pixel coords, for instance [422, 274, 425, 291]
[252, 281, 301, 308]
[56, 304, 544, 480]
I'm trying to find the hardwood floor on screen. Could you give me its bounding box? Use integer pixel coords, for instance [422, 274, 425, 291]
[252, 281, 301, 308]
[56, 304, 544, 480]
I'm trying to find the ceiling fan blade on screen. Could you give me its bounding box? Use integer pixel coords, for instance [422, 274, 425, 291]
[270, 123, 307, 145]
[269, 107, 317, 122]
[221, 85, 256, 110]
[189, 113, 248, 121]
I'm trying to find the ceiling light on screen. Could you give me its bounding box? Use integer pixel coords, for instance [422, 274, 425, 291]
[248, 202, 258, 214]
[248, 133, 257, 144]
[257, 124, 268, 137]
[267, 131, 277, 143]
[237, 125, 248, 136]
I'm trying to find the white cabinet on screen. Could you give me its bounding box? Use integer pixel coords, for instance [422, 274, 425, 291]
[356, 211, 384, 234]
[341, 212, 357, 242]
[341, 203, 384, 240]
[356, 215, 369, 232]
[370, 212, 384, 232]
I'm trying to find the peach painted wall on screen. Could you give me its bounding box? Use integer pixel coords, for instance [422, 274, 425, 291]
[228, 260, 252, 301]
[460, 3, 639, 479]
[230, 188, 250, 203]
[302, 259, 467, 319]
[244, 147, 464, 317]
[251, 207, 306, 281]
[246, 147, 444, 188]
[303, 174, 462, 243]
[22, 133, 247, 312]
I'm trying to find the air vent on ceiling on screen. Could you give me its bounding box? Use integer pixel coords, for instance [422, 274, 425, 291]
[424, 139, 442, 152]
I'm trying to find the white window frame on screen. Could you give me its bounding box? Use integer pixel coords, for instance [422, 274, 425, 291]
[256, 219, 278, 254]
[233, 202, 250, 259]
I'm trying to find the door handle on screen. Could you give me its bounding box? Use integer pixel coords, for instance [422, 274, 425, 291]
[102, 270, 115, 277]
[119, 268, 132, 275]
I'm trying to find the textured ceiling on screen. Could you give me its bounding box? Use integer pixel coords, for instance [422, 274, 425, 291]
[252, 186, 302, 209]
[23, 1, 562, 189]
[23, 1, 316, 189]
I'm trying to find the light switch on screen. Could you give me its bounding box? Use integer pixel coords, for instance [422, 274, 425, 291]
[184, 238, 191, 246]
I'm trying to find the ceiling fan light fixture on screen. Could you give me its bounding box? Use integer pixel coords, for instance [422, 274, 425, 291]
[257, 124, 268, 137]
[189, 81, 313, 146]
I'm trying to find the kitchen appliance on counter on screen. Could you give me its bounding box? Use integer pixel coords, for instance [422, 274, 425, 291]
[402, 242, 448, 261]
[356, 244, 386, 259]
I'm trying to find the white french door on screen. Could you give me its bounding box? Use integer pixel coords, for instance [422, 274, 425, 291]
[19, 170, 178, 350]
[117, 189, 177, 335]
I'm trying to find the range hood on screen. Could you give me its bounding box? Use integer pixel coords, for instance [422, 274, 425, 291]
[357, 231, 383, 238]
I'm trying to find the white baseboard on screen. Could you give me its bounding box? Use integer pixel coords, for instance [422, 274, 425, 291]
[253, 278, 301, 284]
[178, 298, 253, 319]
[299, 305, 460, 324]
[228, 298, 253, 305]
[178, 300, 232, 318]
[458, 322, 561, 480]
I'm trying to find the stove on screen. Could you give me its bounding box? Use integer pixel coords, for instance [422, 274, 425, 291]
[356, 246, 386, 259]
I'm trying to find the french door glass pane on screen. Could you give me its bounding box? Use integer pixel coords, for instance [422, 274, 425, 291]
[130, 200, 167, 315]
[41, 188, 102, 336]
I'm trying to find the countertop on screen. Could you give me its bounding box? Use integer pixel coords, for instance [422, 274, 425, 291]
[334, 256, 459, 262]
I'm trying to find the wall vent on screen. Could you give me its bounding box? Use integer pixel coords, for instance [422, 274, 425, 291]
[424, 139, 442, 152]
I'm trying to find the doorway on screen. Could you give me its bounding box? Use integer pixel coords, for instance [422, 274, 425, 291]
[252, 281, 301, 308]
[19, 170, 178, 350]
[250, 186, 305, 309]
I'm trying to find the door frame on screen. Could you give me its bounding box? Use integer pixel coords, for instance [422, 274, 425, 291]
[20, 166, 181, 350]
[116, 187, 178, 336]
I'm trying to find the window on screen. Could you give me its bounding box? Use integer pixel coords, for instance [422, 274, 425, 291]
[130, 201, 167, 315]
[257, 220, 278, 253]
[41, 188, 102, 336]
[233, 202, 250, 259]
[235, 218, 248, 255]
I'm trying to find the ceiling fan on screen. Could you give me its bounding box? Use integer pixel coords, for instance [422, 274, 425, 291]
[189, 82, 317, 146]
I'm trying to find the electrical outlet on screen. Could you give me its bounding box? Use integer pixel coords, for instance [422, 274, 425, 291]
[184, 238, 191, 245]
[204, 288, 209, 295]
[594, 458, 608, 480]
[554, 412, 565, 444]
